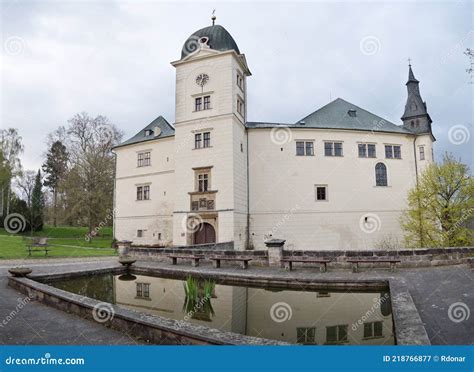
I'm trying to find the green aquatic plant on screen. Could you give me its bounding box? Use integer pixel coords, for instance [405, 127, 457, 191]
[182, 277, 216, 320]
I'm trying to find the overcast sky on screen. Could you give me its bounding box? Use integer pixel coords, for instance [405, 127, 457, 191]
[1, 0, 472, 171]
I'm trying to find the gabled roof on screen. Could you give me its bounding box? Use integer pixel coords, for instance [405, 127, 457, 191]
[247, 98, 412, 134]
[114, 116, 175, 149]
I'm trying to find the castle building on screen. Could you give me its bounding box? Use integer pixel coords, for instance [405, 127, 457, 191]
[113, 20, 435, 251]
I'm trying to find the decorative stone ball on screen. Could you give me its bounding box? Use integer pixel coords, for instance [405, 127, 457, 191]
[8, 267, 33, 277]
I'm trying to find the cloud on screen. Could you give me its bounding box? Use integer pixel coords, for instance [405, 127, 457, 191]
[0, 1, 472, 170]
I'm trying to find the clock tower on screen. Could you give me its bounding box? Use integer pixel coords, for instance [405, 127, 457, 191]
[170, 21, 251, 250]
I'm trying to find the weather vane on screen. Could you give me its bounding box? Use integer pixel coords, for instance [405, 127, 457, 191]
[212, 9, 216, 25]
[408, 57, 412, 66]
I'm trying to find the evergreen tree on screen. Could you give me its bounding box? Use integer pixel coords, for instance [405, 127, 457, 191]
[42, 141, 69, 226]
[31, 169, 45, 232]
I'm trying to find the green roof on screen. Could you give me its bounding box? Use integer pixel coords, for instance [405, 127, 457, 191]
[114, 116, 175, 149]
[181, 25, 240, 59]
[247, 98, 412, 134]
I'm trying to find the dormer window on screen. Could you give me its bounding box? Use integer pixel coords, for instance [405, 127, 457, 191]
[348, 110, 357, 117]
[144, 129, 153, 136]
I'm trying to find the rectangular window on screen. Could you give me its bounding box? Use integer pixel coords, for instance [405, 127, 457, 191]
[138, 152, 151, 167]
[315, 185, 327, 201]
[367, 144, 376, 158]
[203, 132, 211, 148]
[237, 73, 244, 89]
[324, 142, 333, 157]
[385, 145, 401, 159]
[137, 186, 143, 200]
[237, 98, 244, 116]
[143, 185, 150, 200]
[203, 96, 211, 110]
[195, 97, 202, 111]
[297, 327, 316, 345]
[296, 141, 305, 156]
[137, 229, 143, 238]
[359, 144, 376, 158]
[136, 283, 150, 299]
[195, 133, 202, 149]
[419, 146, 425, 160]
[326, 325, 348, 344]
[363, 321, 383, 338]
[325, 142, 343, 156]
[198, 174, 209, 192]
[296, 141, 314, 156]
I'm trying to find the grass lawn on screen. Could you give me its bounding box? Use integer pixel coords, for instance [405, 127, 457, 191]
[0, 226, 117, 259]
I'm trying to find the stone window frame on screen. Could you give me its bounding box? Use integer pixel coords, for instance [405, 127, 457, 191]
[357, 143, 377, 158]
[236, 70, 244, 91]
[295, 140, 315, 156]
[363, 321, 384, 339]
[136, 282, 151, 300]
[324, 141, 344, 157]
[325, 324, 348, 345]
[315, 184, 328, 202]
[236, 95, 245, 117]
[375, 162, 388, 187]
[384, 144, 402, 159]
[137, 150, 151, 167]
[419, 145, 425, 161]
[193, 166, 213, 193]
[296, 327, 317, 345]
[136, 183, 151, 201]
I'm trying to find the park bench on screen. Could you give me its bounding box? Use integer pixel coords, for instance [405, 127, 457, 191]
[27, 237, 49, 257]
[281, 258, 332, 273]
[347, 259, 401, 273]
[168, 254, 203, 267]
[209, 256, 252, 269]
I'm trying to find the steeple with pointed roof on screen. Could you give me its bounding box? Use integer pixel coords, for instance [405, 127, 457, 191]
[401, 63, 433, 137]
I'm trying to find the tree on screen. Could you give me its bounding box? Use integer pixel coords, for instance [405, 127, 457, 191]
[42, 141, 69, 226]
[0, 128, 23, 216]
[16, 170, 36, 209]
[55, 112, 122, 235]
[401, 153, 474, 248]
[31, 170, 45, 231]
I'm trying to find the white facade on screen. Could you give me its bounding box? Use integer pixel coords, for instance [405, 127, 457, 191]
[113, 24, 435, 251]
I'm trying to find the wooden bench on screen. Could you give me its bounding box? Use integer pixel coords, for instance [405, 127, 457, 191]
[281, 258, 332, 273]
[27, 237, 49, 257]
[347, 259, 401, 273]
[168, 254, 203, 267]
[210, 256, 252, 269]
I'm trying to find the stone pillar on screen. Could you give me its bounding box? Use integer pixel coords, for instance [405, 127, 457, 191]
[265, 239, 286, 268]
[117, 240, 132, 256]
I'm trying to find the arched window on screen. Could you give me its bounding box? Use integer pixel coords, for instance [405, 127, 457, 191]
[375, 163, 387, 186]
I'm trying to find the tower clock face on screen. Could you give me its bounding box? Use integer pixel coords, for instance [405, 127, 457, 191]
[195, 73, 209, 87]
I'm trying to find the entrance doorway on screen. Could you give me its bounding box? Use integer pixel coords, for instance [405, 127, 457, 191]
[193, 222, 216, 244]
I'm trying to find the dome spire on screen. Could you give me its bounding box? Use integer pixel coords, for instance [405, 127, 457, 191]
[211, 9, 216, 25]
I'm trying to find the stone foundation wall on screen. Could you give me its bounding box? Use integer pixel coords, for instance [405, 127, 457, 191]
[129, 246, 474, 269]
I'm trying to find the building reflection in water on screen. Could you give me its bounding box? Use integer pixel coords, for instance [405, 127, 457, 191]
[114, 275, 394, 345]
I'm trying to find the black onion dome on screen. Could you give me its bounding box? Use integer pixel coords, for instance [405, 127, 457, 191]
[181, 25, 240, 59]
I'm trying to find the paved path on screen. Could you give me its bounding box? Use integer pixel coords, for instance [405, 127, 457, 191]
[0, 257, 472, 345]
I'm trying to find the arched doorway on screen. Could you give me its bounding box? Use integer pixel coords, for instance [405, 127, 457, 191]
[193, 222, 216, 244]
